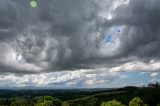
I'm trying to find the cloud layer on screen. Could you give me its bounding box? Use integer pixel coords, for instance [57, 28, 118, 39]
[0, 69, 118, 88]
[0, 0, 160, 74]
[0, 0, 160, 87]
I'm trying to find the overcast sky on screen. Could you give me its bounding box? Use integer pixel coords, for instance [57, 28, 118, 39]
[0, 0, 160, 88]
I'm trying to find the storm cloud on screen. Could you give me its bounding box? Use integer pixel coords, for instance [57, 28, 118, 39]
[0, 0, 160, 75]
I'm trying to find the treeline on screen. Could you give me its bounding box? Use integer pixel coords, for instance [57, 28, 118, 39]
[0, 95, 61, 106]
[0, 89, 109, 100]
[0, 82, 159, 106]
[0, 96, 160, 106]
[66, 83, 160, 106]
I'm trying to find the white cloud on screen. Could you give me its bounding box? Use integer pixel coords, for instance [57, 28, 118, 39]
[150, 78, 160, 83]
[84, 79, 105, 85]
[150, 72, 159, 77]
[0, 69, 118, 88]
[136, 82, 145, 87]
[110, 60, 160, 72]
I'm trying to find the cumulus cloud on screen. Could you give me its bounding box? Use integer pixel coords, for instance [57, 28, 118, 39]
[0, 69, 118, 88]
[150, 72, 159, 77]
[0, 0, 160, 77]
[110, 60, 160, 72]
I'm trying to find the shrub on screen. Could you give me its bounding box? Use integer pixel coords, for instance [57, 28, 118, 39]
[101, 99, 125, 106]
[129, 97, 148, 106]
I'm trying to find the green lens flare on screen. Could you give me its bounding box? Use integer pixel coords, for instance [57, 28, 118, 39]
[30, 1, 37, 8]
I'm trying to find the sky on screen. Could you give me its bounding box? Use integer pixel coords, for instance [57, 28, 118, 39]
[0, 0, 160, 89]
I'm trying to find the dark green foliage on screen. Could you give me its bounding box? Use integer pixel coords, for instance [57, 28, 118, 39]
[0, 84, 159, 106]
[67, 86, 160, 106]
[12, 97, 33, 106]
[68, 91, 127, 106]
[132, 87, 160, 106]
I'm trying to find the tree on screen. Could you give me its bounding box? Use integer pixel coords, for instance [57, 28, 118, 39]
[35, 96, 61, 106]
[44, 96, 54, 101]
[148, 82, 160, 88]
[129, 97, 148, 106]
[101, 99, 125, 106]
[61, 101, 69, 106]
[10, 97, 28, 106]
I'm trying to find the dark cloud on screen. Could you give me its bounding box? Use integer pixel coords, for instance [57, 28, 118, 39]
[0, 0, 160, 74]
[112, 0, 160, 60]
